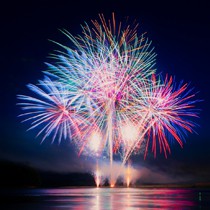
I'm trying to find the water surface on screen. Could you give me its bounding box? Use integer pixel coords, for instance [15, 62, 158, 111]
[1, 187, 210, 209]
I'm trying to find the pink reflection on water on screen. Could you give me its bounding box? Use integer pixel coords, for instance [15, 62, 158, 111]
[37, 188, 196, 209]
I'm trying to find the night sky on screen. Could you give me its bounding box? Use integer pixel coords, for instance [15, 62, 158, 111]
[0, 0, 210, 185]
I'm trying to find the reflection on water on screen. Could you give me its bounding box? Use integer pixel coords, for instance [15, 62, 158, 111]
[1, 187, 210, 209]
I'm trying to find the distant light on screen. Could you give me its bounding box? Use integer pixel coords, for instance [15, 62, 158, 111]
[121, 120, 139, 145]
[87, 131, 102, 152]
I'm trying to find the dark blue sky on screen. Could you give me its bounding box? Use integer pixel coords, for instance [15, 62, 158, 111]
[0, 0, 210, 184]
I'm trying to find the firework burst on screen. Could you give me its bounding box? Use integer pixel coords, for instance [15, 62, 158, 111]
[17, 76, 87, 143]
[18, 13, 200, 186]
[121, 74, 199, 164]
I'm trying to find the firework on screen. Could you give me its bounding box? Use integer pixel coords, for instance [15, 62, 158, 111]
[18, 13, 200, 187]
[121, 75, 199, 165]
[17, 76, 87, 143]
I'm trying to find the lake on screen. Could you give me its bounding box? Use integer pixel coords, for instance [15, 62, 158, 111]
[1, 187, 210, 209]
